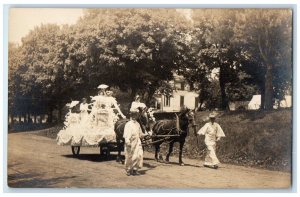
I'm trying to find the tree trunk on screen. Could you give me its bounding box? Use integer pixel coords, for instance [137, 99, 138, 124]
[146, 88, 156, 107]
[27, 112, 31, 123]
[130, 88, 137, 100]
[23, 114, 27, 123]
[34, 114, 37, 124]
[260, 85, 265, 110]
[189, 82, 194, 91]
[264, 65, 273, 110]
[58, 101, 63, 123]
[219, 67, 229, 110]
[10, 113, 14, 127]
[58, 108, 62, 123]
[47, 107, 53, 123]
[18, 115, 21, 123]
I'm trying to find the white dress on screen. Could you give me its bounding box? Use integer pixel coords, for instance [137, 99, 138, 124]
[84, 95, 117, 144]
[57, 112, 83, 145]
[198, 122, 225, 166]
[80, 103, 90, 126]
[123, 120, 144, 172]
[130, 101, 146, 112]
[57, 96, 124, 146]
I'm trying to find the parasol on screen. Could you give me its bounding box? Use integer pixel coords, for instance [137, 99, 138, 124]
[69, 101, 79, 108]
[97, 84, 109, 89]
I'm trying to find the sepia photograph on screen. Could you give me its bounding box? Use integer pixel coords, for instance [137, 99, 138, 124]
[6, 7, 293, 189]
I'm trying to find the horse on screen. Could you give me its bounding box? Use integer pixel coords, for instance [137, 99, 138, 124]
[114, 107, 154, 163]
[152, 108, 195, 166]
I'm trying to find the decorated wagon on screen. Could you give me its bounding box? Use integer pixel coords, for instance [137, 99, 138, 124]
[56, 84, 126, 157]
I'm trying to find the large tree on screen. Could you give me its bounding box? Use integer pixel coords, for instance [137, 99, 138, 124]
[186, 9, 246, 110]
[234, 9, 292, 109]
[74, 9, 189, 104]
[18, 24, 79, 122]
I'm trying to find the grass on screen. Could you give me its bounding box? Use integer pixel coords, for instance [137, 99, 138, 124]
[23, 109, 292, 171]
[9, 123, 58, 133]
[152, 109, 292, 172]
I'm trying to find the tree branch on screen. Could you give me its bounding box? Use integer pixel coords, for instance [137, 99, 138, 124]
[257, 34, 269, 64]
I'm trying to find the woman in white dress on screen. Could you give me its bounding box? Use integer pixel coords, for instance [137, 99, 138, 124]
[130, 95, 146, 112]
[57, 101, 82, 145]
[89, 85, 125, 139]
[197, 112, 225, 169]
[80, 98, 91, 126]
[106, 90, 126, 123]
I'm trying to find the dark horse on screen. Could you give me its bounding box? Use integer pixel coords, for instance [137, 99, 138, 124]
[114, 107, 153, 163]
[152, 108, 195, 166]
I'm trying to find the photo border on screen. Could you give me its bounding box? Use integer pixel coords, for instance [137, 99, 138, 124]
[2, 3, 298, 193]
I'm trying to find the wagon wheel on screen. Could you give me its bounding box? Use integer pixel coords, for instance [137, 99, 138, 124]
[71, 146, 80, 156]
[100, 145, 110, 157]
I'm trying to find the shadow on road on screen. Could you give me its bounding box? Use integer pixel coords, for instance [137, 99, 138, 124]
[139, 162, 157, 175]
[8, 171, 76, 188]
[166, 161, 202, 168]
[62, 154, 119, 162]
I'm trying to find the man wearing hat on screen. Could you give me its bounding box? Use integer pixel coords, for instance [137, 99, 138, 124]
[123, 108, 144, 176]
[197, 112, 225, 169]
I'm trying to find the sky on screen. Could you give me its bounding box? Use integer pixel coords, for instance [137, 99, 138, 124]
[9, 8, 84, 44]
[9, 8, 192, 45]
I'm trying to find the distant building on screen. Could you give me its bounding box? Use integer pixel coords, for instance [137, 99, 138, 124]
[274, 95, 292, 109]
[248, 95, 262, 110]
[229, 101, 250, 111]
[155, 74, 199, 112]
[248, 95, 292, 110]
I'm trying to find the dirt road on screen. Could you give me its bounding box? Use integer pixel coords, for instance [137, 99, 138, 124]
[7, 132, 291, 189]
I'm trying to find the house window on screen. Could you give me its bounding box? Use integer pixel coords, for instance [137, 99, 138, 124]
[180, 82, 185, 90]
[195, 97, 199, 109]
[180, 96, 184, 107]
[164, 95, 171, 107]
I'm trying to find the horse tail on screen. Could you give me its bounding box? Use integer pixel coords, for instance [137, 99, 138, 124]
[114, 119, 129, 140]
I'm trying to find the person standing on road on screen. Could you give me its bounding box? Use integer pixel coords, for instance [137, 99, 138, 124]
[123, 109, 145, 176]
[197, 112, 225, 169]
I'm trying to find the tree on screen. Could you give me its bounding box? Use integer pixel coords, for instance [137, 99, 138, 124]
[8, 43, 23, 124]
[186, 9, 245, 110]
[234, 9, 292, 109]
[74, 9, 189, 103]
[19, 24, 80, 122]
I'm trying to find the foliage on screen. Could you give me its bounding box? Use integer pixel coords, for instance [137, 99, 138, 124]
[8, 8, 293, 123]
[234, 9, 292, 109]
[150, 109, 292, 171]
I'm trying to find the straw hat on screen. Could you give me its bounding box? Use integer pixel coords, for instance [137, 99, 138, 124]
[209, 112, 217, 118]
[97, 84, 109, 89]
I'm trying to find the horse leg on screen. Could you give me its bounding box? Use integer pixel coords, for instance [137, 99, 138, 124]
[165, 141, 174, 163]
[155, 143, 163, 162]
[179, 140, 185, 166]
[154, 143, 159, 161]
[116, 139, 122, 163]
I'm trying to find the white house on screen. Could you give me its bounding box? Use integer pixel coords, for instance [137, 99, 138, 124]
[248, 94, 292, 110]
[248, 95, 262, 110]
[155, 74, 199, 112]
[229, 101, 250, 111]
